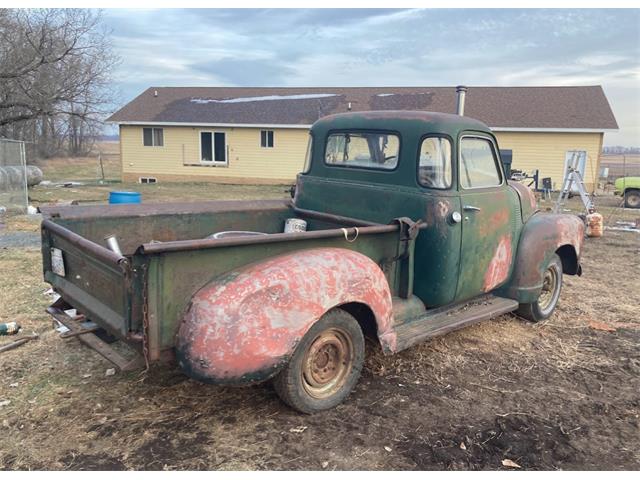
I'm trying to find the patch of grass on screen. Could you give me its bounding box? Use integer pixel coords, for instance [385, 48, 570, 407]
[1, 158, 640, 470]
[0, 249, 50, 328]
[28, 181, 290, 206]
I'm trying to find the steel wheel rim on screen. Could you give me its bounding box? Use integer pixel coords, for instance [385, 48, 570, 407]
[538, 265, 559, 314]
[302, 328, 354, 399]
[628, 194, 640, 208]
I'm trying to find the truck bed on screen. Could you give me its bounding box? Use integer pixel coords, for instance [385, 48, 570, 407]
[41, 200, 413, 361]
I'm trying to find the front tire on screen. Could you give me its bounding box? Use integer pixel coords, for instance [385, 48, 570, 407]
[272, 309, 365, 414]
[624, 189, 640, 209]
[517, 254, 563, 322]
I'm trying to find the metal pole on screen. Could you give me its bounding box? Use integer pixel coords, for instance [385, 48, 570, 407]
[456, 85, 468, 116]
[21, 141, 28, 213]
[99, 153, 105, 183]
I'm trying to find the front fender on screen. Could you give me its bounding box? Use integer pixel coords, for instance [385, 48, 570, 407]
[176, 247, 393, 385]
[499, 212, 584, 303]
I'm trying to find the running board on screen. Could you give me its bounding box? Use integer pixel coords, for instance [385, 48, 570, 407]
[393, 295, 519, 352]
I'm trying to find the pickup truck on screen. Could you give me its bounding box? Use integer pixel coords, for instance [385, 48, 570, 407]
[40, 111, 584, 413]
[614, 177, 640, 208]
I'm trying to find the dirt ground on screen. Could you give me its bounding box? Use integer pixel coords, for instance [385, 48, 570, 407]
[0, 167, 639, 470]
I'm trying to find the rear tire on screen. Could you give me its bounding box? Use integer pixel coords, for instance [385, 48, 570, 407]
[517, 254, 563, 322]
[272, 309, 365, 414]
[624, 189, 640, 209]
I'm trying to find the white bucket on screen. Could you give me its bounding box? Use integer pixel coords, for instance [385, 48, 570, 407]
[284, 218, 307, 233]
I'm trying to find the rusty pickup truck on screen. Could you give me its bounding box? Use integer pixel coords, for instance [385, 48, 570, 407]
[41, 111, 584, 413]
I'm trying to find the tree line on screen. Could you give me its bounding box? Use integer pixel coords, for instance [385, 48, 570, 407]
[0, 9, 118, 158]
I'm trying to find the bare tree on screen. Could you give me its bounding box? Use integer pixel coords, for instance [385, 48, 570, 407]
[0, 9, 119, 157]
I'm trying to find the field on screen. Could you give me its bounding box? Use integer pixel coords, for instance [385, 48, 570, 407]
[0, 155, 639, 470]
[600, 154, 640, 183]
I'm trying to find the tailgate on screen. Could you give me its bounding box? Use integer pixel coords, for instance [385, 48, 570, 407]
[41, 219, 132, 337]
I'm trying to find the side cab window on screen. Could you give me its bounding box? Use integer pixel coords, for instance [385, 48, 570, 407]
[418, 137, 452, 189]
[459, 136, 502, 189]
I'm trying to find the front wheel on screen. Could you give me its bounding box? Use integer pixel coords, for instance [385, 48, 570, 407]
[517, 254, 563, 322]
[272, 309, 365, 414]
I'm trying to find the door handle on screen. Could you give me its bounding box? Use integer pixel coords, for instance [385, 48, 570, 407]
[463, 205, 481, 212]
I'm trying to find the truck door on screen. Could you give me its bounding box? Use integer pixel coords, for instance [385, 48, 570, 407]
[456, 135, 514, 301]
[414, 136, 463, 307]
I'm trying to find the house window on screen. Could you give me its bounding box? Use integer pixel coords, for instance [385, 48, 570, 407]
[261, 130, 274, 148]
[143, 127, 163, 147]
[200, 131, 227, 164]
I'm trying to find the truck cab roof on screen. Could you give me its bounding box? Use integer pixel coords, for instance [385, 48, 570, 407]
[311, 110, 492, 138]
[304, 110, 497, 189]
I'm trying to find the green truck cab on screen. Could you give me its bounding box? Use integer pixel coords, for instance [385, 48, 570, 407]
[614, 177, 640, 208]
[41, 111, 584, 413]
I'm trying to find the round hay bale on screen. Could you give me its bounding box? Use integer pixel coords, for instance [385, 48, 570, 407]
[26, 165, 43, 186]
[3, 166, 25, 184]
[0, 168, 8, 189]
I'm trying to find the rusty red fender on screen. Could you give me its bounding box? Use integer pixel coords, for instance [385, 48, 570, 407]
[500, 212, 585, 303]
[175, 247, 394, 385]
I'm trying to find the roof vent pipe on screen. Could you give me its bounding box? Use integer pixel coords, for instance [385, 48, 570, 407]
[455, 85, 467, 116]
[347, 102, 352, 111]
[153, 90, 158, 97]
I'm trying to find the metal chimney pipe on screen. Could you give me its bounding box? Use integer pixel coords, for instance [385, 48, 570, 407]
[456, 85, 468, 116]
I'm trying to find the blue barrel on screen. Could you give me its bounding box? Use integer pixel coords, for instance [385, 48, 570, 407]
[109, 191, 141, 204]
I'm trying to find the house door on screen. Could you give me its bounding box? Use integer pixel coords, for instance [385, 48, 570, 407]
[563, 151, 587, 192]
[200, 131, 227, 164]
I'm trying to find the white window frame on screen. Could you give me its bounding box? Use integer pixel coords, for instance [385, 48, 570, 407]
[458, 134, 504, 190]
[199, 130, 228, 165]
[260, 129, 274, 148]
[142, 127, 164, 147]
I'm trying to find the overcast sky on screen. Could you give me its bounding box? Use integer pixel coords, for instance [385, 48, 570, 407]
[103, 8, 640, 146]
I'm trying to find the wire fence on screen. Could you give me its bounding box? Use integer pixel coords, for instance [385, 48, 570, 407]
[0, 138, 28, 213]
[600, 155, 640, 181]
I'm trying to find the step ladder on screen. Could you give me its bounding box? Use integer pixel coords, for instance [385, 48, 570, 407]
[553, 153, 594, 214]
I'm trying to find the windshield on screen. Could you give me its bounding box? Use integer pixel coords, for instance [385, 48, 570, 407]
[324, 132, 399, 170]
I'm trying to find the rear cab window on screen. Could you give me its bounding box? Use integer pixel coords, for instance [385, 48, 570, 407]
[324, 132, 399, 170]
[459, 136, 502, 189]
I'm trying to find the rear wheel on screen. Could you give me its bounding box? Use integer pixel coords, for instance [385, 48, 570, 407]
[624, 189, 640, 209]
[517, 254, 563, 322]
[272, 309, 365, 414]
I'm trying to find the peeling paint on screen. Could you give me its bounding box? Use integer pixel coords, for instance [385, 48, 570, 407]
[176, 248, 393, 384]
[483, 235, 513, 291]
[500, 212, 584, 303]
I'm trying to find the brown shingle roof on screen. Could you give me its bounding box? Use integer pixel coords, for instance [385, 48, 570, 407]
[106, 86, 618, 130]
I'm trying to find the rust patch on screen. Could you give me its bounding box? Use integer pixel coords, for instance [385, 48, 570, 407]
[479, 209, 510, 236]
[436, 200, 449, 219]
[176, 248, 393, 384]
[483, 235, 513, 292]
[502, 213, 585, 302]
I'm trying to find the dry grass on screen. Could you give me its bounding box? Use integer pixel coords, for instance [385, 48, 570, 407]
[35, 142, 121, 183]
[1, 165, 639, 470]
[29, 142, 290, 206]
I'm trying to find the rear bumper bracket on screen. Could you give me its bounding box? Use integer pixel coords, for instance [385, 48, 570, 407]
[46, 299, 144, 372]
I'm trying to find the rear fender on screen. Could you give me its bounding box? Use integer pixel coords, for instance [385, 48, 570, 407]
[176, 248, 393, 385]
[498, 213, 584, 304]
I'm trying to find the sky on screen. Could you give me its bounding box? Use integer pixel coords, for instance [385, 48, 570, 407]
[103, 8, 640, 146]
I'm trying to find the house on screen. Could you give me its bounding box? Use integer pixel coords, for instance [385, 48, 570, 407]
[107, 86, 618, 190]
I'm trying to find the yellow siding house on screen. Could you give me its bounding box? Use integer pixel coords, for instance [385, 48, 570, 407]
[108, 86, 618, 190]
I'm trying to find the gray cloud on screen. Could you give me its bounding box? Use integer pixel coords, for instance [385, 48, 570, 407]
[103, 8, 640, 145]
[191, 57, 297, 86]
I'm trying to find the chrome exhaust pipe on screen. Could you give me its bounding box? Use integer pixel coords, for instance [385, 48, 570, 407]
[456, 85, 467, 116]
